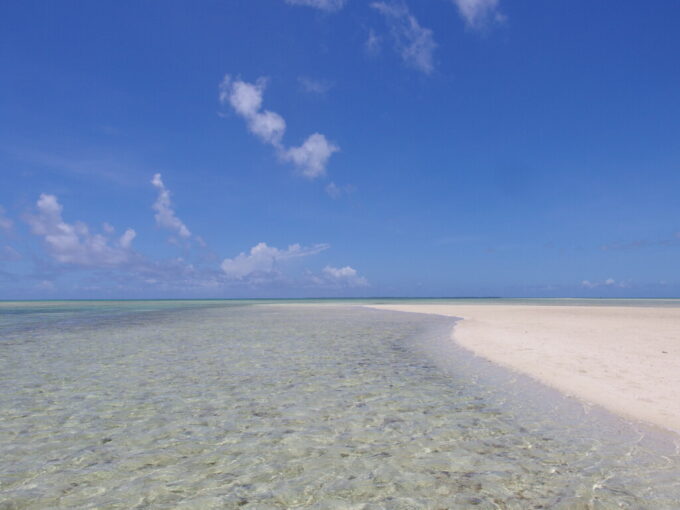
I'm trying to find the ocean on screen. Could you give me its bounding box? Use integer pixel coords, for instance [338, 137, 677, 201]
[1, 300, 680, 509]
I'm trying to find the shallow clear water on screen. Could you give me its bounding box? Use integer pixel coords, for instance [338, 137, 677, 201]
[1, 301, 680, 509]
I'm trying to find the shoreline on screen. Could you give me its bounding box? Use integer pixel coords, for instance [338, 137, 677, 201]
[366, 303, 680, 435]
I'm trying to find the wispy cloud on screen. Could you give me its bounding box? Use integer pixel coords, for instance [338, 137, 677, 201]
[26, 194, 137, 268]
[432, 234, 485, 247]
[325, 181, 355, 199]
[371, 1, 436, 74]
[3, 146, 140, 186]
[112, 258, 226, 292]
[298, 76, 333, 95]
[451, 0, 504, 30]
[221, 242, 329, 281]
[219, 75, 339, 178]
[600, 233, 680, 251]
[1, 245, 21, 262]
[284, 0, 347, 11]
[0, 205, 13, 232]
[581, 278, 629, 289]
[151, 173, 192, 239]
[365, 28, 383, 56]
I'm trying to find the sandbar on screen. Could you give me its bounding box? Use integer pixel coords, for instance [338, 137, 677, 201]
[367, 303, 680, 434]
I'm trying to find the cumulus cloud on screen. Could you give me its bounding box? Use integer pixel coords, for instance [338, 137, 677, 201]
[220, 241, 368, 290]
[151, 173, 191, 239]
[451, 0, 504, 30]
[285, 0, 347, 11]
[219, 75, 338, 179]
[220, 77, 286, 146]
[0, 205, 13, 232]
[321, 265, 368, 287]
[221, 242, 329, 280]
[15, 187, 367, 296]
[371, 1, 436, 74]
[26, 194, 136, 267]
[284, 133, 339, 178]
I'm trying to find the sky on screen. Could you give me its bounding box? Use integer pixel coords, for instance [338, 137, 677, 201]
[1, 0, 680, 299]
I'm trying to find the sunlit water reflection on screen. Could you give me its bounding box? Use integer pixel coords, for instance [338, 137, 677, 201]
[1, 303, 680, 509]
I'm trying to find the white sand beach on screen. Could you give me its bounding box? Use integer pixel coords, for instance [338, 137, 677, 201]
[368, 303, 680, 434]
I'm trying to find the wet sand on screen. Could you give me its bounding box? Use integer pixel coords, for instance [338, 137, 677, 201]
[368, 303, 680, 434]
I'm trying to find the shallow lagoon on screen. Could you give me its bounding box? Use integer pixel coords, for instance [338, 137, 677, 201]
[1, 302, 680, 509]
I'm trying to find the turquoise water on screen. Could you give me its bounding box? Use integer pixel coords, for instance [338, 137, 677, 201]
[1, 300, 680, 509]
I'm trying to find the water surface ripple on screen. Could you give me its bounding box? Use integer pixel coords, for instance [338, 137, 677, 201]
[1, 303, 679, 509]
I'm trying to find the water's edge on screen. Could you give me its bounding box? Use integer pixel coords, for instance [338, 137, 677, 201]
[2, 302, 680, 508]
[361, 304, 680, 445]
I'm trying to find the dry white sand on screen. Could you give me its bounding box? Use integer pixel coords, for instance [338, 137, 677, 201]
[368, 303, 680, 434]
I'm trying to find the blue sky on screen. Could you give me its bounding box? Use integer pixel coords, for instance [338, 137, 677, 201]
[1, 0, 680, 298]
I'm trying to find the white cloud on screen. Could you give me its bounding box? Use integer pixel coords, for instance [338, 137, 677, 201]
[219, 75, 339, 179]
[325, 181, 355, 199]
[37, 280, 55, 291]
[371, 1, 436, 74]
[284, 133, 339, 178]
[298, 76, 333, 95]
[285, 0, 347, 11]
[1, 245, 21, 261]
[451, 0, 504, 30]
[151, 173, 191, 239]
[322, 265, 368, 287]
[5, 147, 140, 186]
[220, 242, 368, 289]
[26, 194, 136, 267]
[220, 77, 286, 146]
[119, 228, 136, 249]
[581, 278, 629, 289]
[365, 29, 383, 56]
[221, 242, 329, 280]
[17, 188, 368, 295]
[600, 233, 680, 251]
[0, 205, 13, 232]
